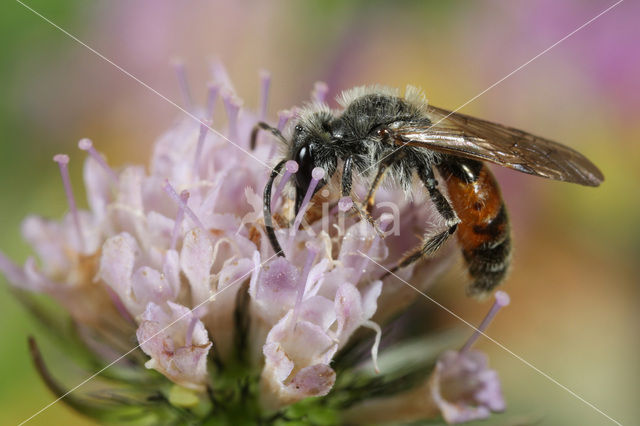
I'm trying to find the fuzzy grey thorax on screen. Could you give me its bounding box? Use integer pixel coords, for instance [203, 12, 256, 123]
[289, 89, 444, 197]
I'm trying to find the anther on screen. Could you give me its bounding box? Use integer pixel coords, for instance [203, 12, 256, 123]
[338, 196, 353, 212]
[53, 154, 85, 253]
[460, 290, 511, 353]
[78, 138, 118, 184]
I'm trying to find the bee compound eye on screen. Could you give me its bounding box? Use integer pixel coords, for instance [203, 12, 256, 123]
[294, 144, 314, 190]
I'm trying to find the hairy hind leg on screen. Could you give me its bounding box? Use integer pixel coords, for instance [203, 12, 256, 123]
[384, 167, 460, 276]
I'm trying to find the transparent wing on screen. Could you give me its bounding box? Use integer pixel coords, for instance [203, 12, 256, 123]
[389, 105, 604, 186]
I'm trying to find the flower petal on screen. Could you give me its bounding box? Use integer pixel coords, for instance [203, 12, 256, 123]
[429, 350, 505, 424]
[180, 228, 214, 306]
[137, 302, 212, 391]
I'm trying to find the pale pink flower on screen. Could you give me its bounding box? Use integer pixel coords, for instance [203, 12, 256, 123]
[0, 65, 505, 424]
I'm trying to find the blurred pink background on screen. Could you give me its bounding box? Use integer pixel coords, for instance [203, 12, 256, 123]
[0, 1, 637, 424]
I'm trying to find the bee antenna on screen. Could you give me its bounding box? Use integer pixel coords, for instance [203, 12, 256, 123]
[251, 122, 288, 150]
[264, 159, 287, 256]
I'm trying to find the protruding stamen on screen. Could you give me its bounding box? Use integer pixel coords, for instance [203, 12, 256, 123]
[163, 180, 208, 234]
[268, 109, 296, 159]
[460, 290, 511, 353]
[259, 70, 271, 121]
[193, 121, 210, 177]
[353, 213, 393, 283]
[172, 59, 193, 111]
[271, 160, 298, 211]
[277, 109, 295, 132]
[170, 190, 190, 251]
[78, 138, 118, 184]
[53, 154, 85, 253]
[209, 59, 234, 92]
[222, 90, 242, 142]
[291, 241, 319, 327]
[287, 168, 325, 252]
[292, 168, 324, 233]
[205, 82, 220, 122]
[312, 81, 329, 103]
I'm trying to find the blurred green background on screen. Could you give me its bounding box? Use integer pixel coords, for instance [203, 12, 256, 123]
[1, 1, 637, 425]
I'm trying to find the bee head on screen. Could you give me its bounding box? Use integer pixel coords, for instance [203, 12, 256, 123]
[290, 113, 336, 213]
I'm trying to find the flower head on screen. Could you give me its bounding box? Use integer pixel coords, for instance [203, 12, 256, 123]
[0, 64, 506, 424]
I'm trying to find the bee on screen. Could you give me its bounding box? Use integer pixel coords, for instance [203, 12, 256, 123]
[252, 86, 603, 296]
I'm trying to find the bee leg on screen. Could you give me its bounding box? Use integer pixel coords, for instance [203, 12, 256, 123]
[263, 159, 287, 256]
[385, 167, 459, 276]
[340, 157, 385, 237]
[250, 121, 287, 150]
[341, 157, 354, 197]
[364, 162, 390, 213]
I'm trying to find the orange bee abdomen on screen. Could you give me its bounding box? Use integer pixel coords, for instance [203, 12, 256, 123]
[438, 159, 511, 295]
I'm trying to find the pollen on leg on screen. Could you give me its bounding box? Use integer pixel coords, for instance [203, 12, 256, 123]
[53, 154, 85, 253]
